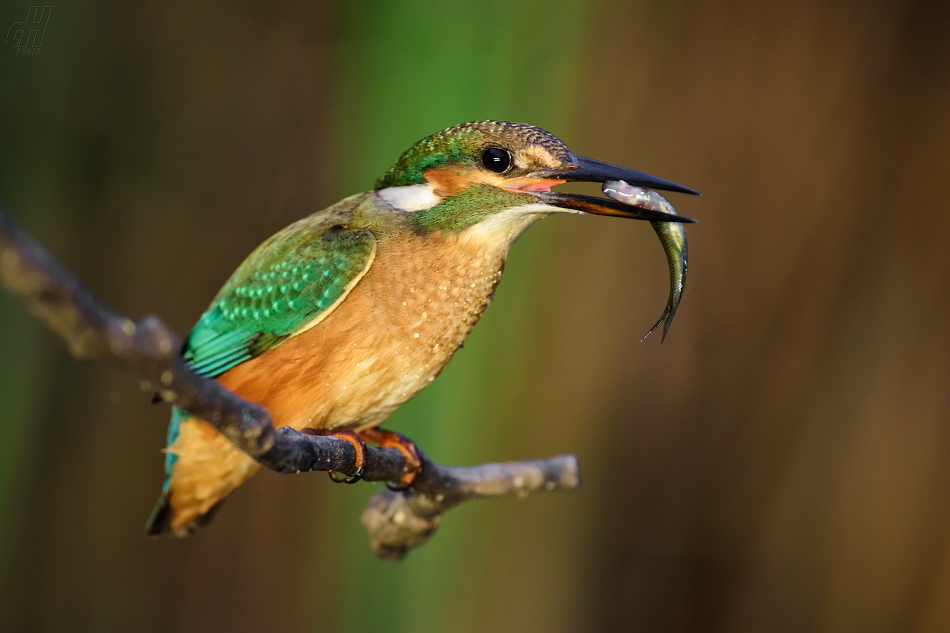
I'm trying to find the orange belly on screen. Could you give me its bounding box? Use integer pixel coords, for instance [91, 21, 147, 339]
[165, 226, 512, 530]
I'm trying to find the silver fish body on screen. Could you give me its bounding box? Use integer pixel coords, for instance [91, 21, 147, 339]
[602, 180, 688, 343]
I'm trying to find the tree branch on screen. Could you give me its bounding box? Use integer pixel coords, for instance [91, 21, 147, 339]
[362, 454, 580, 561]
[0, 206, 580, 558]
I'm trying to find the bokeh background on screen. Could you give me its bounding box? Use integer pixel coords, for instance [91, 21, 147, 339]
[2, 0, 949, 631]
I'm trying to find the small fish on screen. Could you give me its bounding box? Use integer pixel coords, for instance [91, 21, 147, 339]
[602, 180, 687, 343]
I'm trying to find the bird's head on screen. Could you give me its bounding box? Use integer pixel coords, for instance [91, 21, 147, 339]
[375, 120, 698, 235]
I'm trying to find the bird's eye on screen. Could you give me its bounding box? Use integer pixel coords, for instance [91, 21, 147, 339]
[481, 147, 512, 173]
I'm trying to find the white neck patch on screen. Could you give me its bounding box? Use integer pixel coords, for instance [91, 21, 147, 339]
[377, 184, 441, 212]
[458, 202, 575, 244]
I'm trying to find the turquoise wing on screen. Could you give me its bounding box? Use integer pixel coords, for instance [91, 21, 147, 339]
[161, 221, 376, 488]
[184, 223, 376, 378]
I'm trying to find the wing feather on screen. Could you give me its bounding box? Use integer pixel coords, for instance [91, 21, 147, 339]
[160, 220, 376, 486]
[183, 222, 376, 378]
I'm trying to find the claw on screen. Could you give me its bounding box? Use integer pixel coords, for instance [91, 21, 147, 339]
[329, 468, 363, 484]
[301, 428, 367, 484]
[358, 428, 423, 487]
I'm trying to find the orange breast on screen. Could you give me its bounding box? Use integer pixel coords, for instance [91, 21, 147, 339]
[216, 228, 509, 432]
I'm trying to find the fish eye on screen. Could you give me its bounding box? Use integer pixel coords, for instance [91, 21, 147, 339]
[481, 147, 511, 173]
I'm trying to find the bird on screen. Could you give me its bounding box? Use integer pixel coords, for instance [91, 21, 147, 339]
[146, 120, 698, 537]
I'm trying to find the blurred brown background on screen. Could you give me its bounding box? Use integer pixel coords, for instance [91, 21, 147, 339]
[1, 0, 949, 631]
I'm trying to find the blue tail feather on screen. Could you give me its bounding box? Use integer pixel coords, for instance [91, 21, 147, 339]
[162, 406, 183, 492]
[146, 407, 184, 536]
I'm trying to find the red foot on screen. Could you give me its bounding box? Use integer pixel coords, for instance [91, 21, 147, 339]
[301, 428, 366, 484]
[358, 428, 423, 487]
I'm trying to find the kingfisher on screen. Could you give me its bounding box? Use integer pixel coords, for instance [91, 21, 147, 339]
[146, 120, 698, 537]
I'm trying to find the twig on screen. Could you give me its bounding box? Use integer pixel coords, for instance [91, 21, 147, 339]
[0, 206, 581, 558]
[362, 455, 580, 561]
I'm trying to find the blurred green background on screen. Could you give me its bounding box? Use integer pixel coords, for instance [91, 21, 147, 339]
[2, 0, 950, 631]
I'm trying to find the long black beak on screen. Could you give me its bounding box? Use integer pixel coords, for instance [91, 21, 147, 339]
[528, 154, 699, 223]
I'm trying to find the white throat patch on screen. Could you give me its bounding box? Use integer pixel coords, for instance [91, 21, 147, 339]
[458, 202, 574, 245]
[377, 184, 441, 212]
